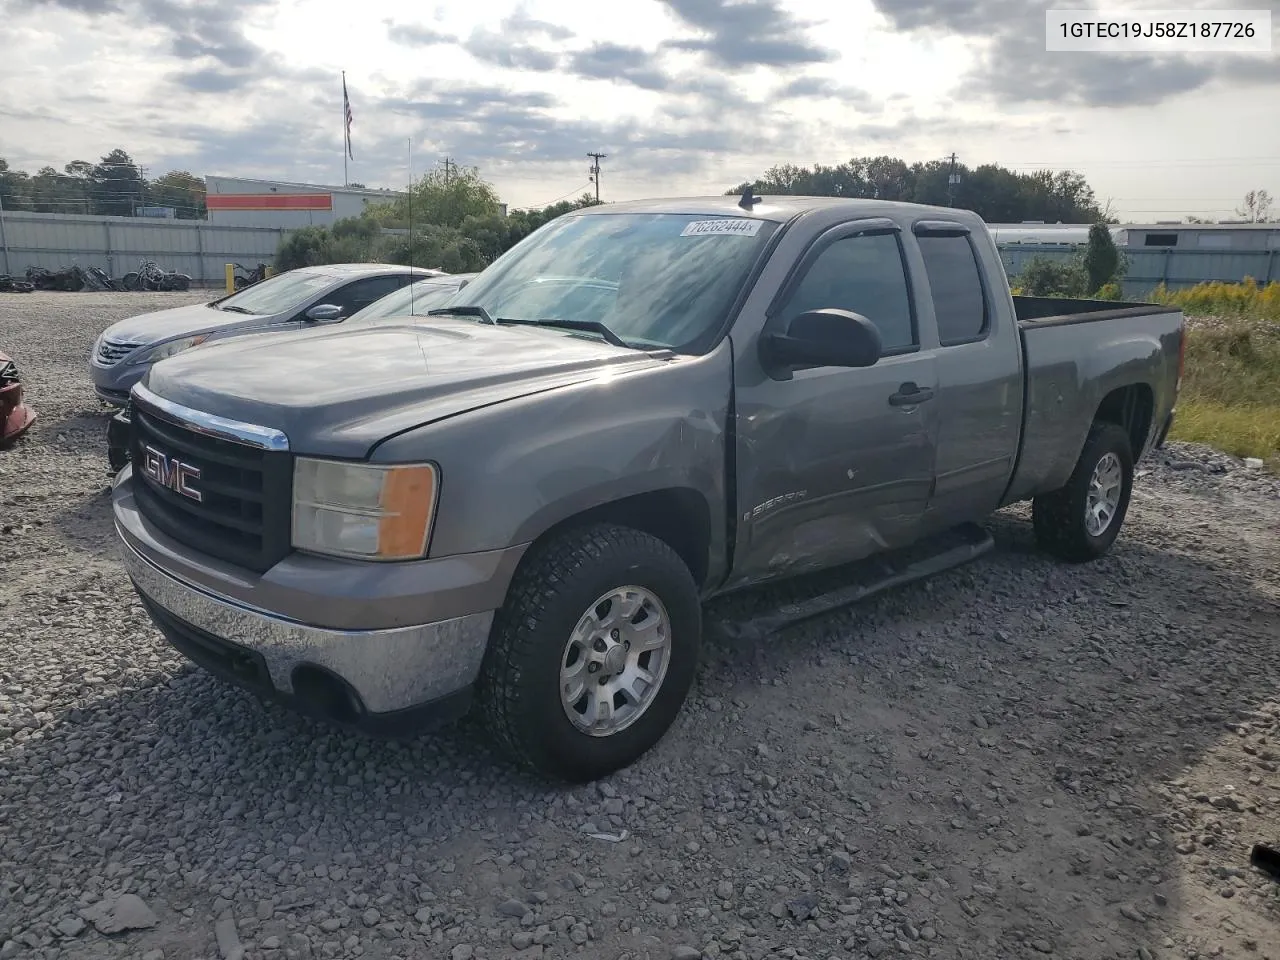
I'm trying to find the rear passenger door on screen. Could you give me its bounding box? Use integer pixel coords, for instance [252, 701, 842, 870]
[913, 222, 1023, 529]
[730, 221, 941, 587]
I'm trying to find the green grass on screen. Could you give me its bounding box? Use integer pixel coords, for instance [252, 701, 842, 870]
[1168, 312, 1280, 470]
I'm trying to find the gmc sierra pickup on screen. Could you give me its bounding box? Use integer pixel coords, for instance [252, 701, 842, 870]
[111, 194, 1185, 782]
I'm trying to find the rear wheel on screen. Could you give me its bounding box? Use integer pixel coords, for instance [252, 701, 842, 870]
[1033, 421, 1134, 562]
[121, 272, 141, 291]
[478, 523, 701, 782]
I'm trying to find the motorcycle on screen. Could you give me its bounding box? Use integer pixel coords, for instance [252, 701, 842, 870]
[121, 259, 192, 292]
[0, 275, 34, 293]
[231, 261, 268, 290]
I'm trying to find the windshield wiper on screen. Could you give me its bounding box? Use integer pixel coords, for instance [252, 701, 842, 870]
[219, 305, 255, 314]
[499, 317, 632, 349]
[426, 305, 496, 325]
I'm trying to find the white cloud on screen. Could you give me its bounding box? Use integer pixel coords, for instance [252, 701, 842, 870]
[0, 0, 1276, 220]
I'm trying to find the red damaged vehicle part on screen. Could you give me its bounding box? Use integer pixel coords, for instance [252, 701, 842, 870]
[0, 349, 37, 446]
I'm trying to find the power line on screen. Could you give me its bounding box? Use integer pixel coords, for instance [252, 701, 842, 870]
[529, 183, 594, 209]
[587, 152, 606, 204]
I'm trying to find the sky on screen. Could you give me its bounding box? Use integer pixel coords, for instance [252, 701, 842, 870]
[0, 0, 1277, 221]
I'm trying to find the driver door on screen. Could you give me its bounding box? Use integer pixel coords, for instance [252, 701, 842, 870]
[728, 223, 941, 589]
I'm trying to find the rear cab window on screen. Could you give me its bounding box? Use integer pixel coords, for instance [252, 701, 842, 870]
[916, 234, 989, 346]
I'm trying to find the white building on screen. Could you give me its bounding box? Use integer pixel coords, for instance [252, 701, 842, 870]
[204, 175, 406, 228]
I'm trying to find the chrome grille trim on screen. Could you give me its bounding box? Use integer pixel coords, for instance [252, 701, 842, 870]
[96, 337, 144, 366]
[131, 383, 290, 451]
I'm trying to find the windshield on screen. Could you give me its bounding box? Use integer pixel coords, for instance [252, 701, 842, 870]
[215, 270, 336, 315]
[451, 212, 778, 352]
[348, 278, 463, 322]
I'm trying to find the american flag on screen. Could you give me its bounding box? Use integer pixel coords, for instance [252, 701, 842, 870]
[343, 73, 354, 160]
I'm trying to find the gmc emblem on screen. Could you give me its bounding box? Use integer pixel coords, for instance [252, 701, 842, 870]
[140, 444, 203, 502]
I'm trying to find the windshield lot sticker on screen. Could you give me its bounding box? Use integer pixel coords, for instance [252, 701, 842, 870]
[680, 218, 763, 238]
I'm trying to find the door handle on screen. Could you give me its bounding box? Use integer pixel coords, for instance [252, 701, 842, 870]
[888, 383, 935, 406]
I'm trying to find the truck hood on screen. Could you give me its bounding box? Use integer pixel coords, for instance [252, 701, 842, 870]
[143, 317, 670, 458]
[103, 301, 264, 343]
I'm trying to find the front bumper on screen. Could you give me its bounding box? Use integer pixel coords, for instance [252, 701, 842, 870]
[114, 468, 512, 733]
[90, 360, 144, 406]
[121, 534, 493, 732]
[1, 389, 36, 445]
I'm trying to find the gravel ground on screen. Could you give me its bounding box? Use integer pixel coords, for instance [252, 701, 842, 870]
[2, 291, 1278, 960]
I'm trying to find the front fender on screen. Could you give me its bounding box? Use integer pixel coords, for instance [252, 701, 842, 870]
[370, 343, 734, 564]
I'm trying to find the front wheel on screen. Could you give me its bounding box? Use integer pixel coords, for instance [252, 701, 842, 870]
[121, 272, 141, 291]
[1032, 421, 1134, 563]
[477, 524, 702, 782]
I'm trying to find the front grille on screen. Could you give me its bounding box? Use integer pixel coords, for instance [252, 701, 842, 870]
[96, 337, 143, 366]
[129, 399, 293, 573]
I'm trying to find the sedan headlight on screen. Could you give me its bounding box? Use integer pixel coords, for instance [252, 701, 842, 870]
[132, 334, 209, 364]
[291, 458, 439, 560]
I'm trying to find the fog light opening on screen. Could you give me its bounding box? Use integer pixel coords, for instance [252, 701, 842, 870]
[291, 665, 364, 725]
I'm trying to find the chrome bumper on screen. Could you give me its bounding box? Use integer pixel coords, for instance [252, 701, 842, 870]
[121, 536, 494, 715]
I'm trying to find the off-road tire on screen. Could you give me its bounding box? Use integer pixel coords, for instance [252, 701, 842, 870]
[477, 523, 702, 783]
[1033, 421, 1134, 563]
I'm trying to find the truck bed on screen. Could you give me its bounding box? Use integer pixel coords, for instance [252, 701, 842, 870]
[1002, 295, 1184, 506]
[1013, 294, 1171, 326]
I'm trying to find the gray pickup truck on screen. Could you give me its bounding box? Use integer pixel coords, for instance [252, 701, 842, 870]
[111, 195, 1185, 782]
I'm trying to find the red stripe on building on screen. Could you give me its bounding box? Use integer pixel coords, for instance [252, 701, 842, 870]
[206, 193, 333, 210]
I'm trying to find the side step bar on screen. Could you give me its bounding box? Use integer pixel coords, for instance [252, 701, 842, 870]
[710, 522, 995, 642]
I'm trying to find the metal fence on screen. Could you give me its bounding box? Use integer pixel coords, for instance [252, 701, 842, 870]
[998, 243, 1280, 298]
[4, 209, 1279, 298]
[0, 210, 286, 287]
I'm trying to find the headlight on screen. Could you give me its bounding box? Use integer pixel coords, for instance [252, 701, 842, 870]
[291, 458, 439, 561]
[133, 334, 209, 364]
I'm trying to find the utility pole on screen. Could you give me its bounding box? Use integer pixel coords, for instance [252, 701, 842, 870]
[587, 152, 606, 204]
[946, 152, 960, 207]
[440, 157, 455, 184]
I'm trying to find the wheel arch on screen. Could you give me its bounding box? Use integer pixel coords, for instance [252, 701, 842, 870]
[1093, 382, 1155, 459]
[515, 487, 715, 591]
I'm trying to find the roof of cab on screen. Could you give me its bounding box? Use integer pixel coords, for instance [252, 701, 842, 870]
[296, 263, 445, 277]
[568, 195, 985, 226]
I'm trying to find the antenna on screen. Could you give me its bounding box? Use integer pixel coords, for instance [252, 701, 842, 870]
[408, 137, 414, 315]
[739, 184, 759, 210]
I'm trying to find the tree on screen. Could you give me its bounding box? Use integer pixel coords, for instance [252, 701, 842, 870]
[147, 171, 207, 219]
[92, 148, 145, 217]
[1082, 222, 1123, 295]
[1236, 189, 1273, 223]
[368, 165, 502, 230]
[726, 155, 1103, 223]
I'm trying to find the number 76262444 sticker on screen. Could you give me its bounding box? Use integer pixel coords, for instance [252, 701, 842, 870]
[680, 218, 764, 238]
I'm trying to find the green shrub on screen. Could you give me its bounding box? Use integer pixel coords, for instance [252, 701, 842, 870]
[1014, 256, 1088, 297]
[1082, 222, 1123, 294]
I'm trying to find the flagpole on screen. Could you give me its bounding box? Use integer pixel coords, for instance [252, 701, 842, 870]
[342, 70, 349, 187]
[408, 137, 415, 311]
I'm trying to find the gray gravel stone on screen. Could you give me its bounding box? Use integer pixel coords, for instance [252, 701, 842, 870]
[56, 917, 85, 938]
[215, 916, 244, 960]
[2, 293, 1278, 960]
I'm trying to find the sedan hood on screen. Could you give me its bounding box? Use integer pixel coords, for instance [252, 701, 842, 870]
[143, 317, 671, 458]
[102, 301, 264, 344]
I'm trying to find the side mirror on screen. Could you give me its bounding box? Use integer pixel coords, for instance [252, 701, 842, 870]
[304, 303, 343, 322]
[762, 308, 882, 369]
